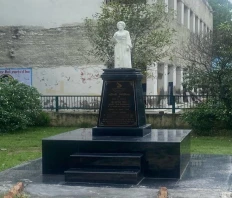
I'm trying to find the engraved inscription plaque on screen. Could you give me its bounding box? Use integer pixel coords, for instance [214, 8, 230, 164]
[99, 81, 137, 127]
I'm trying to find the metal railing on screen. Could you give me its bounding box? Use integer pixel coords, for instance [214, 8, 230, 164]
[40, 94, 212, 113]
[40, 95, 101, 111]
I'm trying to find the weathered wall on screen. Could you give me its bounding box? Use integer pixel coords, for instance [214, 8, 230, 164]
[33, 66, 104, 95]
[0, 26, 105, 95]
[48, 112, 190, 129]
[0, 26, 99, 67]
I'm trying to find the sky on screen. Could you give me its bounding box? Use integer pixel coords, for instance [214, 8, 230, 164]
[0, 0, 102, 28]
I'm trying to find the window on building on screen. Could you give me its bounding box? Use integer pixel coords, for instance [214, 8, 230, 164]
[195, 16, 199, 34]
[184, 5, 189, 28]
[200, 20, 203, 33]
[177, 0, 182, 24]
[168, 0, 174, 10]
[190, 10, 194, 32]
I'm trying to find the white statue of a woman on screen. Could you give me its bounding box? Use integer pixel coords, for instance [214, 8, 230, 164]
[113, 21, 132, 68]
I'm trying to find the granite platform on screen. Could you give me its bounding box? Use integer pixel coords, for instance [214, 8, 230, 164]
[42, 128, 191, 184]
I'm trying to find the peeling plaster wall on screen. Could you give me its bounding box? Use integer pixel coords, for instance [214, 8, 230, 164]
[33, 65, 105, 95]
[0, 26, 105, 95]
[0, 26, 99, 67]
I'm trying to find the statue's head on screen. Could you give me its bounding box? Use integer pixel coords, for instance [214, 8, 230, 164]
[117, 21, 126, 30]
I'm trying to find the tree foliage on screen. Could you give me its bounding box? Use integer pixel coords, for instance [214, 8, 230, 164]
[208, 0, 232, 28]
[0, 79, 45, 132]
[84, 0, 175, 70]
[180, 0, 232, 131]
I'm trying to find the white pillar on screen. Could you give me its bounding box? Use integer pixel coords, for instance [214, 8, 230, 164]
[173, 65, 177, 94]
[187, 8, 191, 29]
[164, 64, 169, 95]
[180, 67, 184, 95]
[146, 63, 158, 95]
[205, 25, 208, 34]
[177, 1, 184, 25]
[165, 0, 168, 12]
[197, 18, 201, 34]
[174, 0, 177, 14]
[163, 64, 169, 107]
[169, 0, 177, 18]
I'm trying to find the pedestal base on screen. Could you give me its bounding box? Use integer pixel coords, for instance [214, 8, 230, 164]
[42, 128, 191, 183]
[92, 124, 151, 137]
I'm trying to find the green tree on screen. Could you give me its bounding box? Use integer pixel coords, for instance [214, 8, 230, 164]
[180, 22, 232, 130]
[0, 79, 45, 132]
[208, 0, 232, 28]
[84, 0, 175, 70]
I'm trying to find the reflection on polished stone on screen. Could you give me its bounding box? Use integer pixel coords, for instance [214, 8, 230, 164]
[0, 155, 231, 191]
[44, 128, 190, 142]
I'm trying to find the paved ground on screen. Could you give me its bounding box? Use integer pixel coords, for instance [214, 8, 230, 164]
[0, 154, 231, 198]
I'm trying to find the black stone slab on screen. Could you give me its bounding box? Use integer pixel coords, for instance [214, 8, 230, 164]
[65, 168, 142, 184]
[93, 68, 151, 136]
[92, 124, 151, 137]
[42, 129, 191, 179]
[68, 153, 143, 169]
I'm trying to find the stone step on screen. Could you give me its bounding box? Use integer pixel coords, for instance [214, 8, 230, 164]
[64, 168, 142, 184]
[69, 153, 143, 169]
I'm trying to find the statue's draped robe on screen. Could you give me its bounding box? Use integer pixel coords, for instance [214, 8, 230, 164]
[113, 30, 132, 68]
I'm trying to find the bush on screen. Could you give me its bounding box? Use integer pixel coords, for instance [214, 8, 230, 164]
[33, 111, 51, 127]
[181, 100, 232, 136]
[0, 79, 42, 132]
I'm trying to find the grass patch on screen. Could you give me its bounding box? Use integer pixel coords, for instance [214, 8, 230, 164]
[191, 136, 232, 155]
[0, 127, 76, 172]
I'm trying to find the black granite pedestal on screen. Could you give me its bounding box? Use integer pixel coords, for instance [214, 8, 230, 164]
[42, 129, 191, 184]
[92, 69, 151, 137]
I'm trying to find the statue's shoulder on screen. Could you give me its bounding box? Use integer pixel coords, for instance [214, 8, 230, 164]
[113, 31, 118, 37]
[124, 30, 130, 35]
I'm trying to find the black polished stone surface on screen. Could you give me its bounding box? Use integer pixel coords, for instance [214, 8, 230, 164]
[92, 124, 151, 137]
[65, 152, 144, 184]
[1, 155, 231, 198]
[93, 69, 150, 136]
[65, 168, 142, 184]
[42, 128, 191, 180]
[68, 153, 143, 169]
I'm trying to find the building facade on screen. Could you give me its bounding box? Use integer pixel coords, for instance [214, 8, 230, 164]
[0, 0, 213, 97]
[146, 0, 213, 97]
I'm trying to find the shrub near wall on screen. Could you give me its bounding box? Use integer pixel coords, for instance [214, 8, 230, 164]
[181, 101, 232, 136]
[0, 79, 47, 132]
